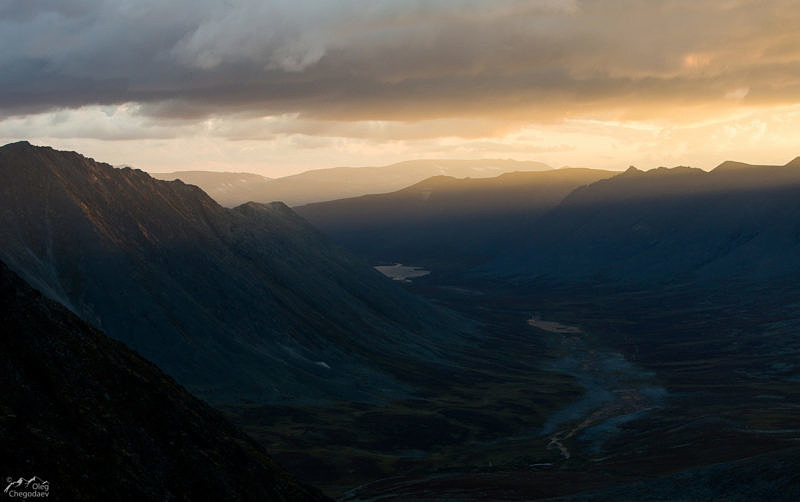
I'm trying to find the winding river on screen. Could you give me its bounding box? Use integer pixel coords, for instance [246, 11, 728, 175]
[529, 316, 666, 459]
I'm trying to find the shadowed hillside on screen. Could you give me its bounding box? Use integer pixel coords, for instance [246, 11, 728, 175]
[0, 259, 330, 502]
[0, 141, 472, 404]
[296, 168, 614, 269]
[488, 159, 800, 283]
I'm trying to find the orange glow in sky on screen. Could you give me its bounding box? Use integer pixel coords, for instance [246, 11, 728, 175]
[2, 1, 800, 175]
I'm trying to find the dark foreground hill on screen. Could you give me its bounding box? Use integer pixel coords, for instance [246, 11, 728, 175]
[0, 142, 470, 404]
[0, 260, 329, 502]
[296, 168, 614, 269]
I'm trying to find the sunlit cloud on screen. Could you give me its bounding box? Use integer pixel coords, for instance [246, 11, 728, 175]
[682, 53, 713, 70]
[1, 1, 800, 174]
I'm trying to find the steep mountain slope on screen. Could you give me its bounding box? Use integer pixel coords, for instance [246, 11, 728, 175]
[0, 259, 329, 502]
[488, 159, 800, 283]
[157, 159, 552, 207]
[0, 142, 470, 404]
[150, 171, 272, 207]
[296, 168, 614, 269]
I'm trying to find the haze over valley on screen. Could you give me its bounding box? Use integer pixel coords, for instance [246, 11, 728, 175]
[151, 159, 552, 207]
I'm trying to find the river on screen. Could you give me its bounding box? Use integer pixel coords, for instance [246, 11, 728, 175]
[529, 316, 667, 459]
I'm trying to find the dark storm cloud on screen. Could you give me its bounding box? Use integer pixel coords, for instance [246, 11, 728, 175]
[2, 0, 800, 123]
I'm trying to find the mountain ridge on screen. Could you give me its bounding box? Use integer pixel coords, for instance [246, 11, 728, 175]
[0, 258, 329, 501]
[0, 141, 472, 404]
[149, 170, 273, 207]
[296, 168, 615, 269]
[153, 158, 553, 207]
[486, 158, 800, 283]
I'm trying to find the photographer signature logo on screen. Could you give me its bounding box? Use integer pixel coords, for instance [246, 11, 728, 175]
[4, 477, 49, 498]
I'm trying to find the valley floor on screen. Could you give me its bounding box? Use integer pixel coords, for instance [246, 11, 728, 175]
[223, 275, 800, 500]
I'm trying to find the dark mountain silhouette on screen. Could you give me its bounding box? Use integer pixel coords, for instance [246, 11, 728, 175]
[296, 168, 615, 269]
[0, 141, 470, 404]
[150, 171, 272, 207]
[487, 159, 800, 283]
[0, 259, 329, 502]
[156, 159, 552, 207]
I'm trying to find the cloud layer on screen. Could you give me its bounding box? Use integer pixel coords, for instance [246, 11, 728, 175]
[2, 1, 800, 174]
[5, 1, 800, 121]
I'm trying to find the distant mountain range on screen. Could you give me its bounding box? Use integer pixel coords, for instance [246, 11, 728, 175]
[152, 159, 552, 207]
[297, 157, 800, 287]
[296, 168, 615, 269]
[148, 170, 273, 207]
[0, 142, 471, 404]
[488, 158, 800, 284]
[0, 259, 329, 501]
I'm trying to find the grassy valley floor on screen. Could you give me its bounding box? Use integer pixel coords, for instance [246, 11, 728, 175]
[223, 275, 800, 500]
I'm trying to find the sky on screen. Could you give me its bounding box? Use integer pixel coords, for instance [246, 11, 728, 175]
[2, 0, 800, 177]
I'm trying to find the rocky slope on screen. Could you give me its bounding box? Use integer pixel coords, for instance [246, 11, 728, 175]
[0, 259, 329, 501]
[0, 141, 470, 404]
